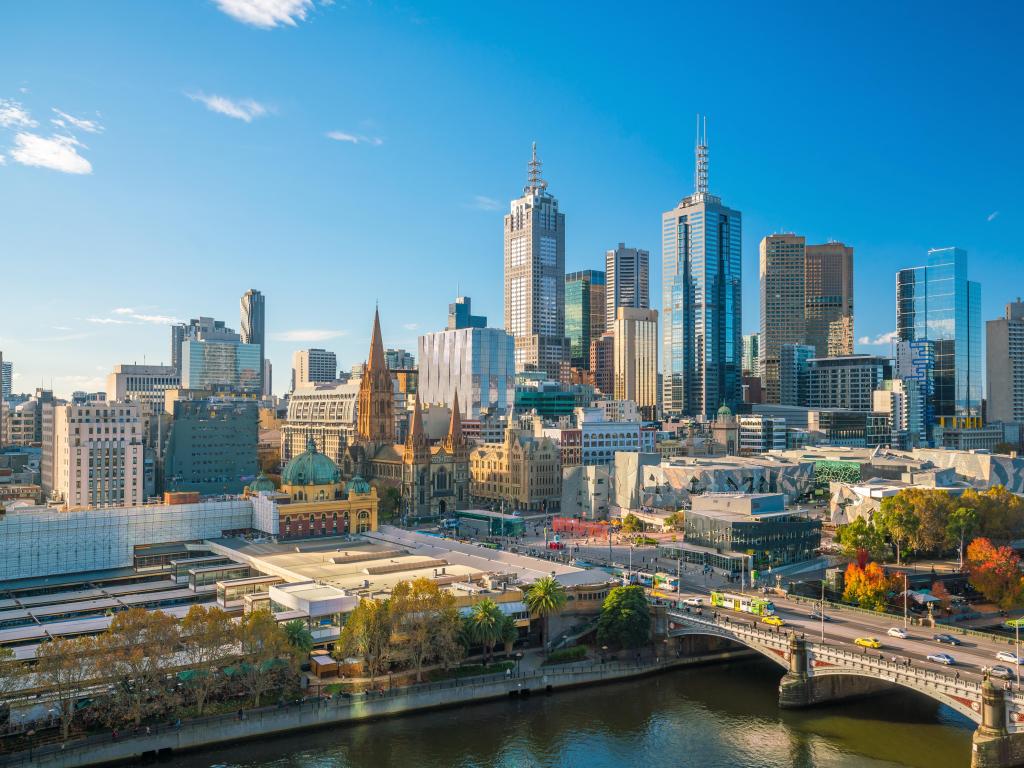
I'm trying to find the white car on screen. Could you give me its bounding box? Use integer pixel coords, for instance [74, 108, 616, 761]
[928, 653, 956, 665]
[996, 651, 1024, 665]
[682, 597, 704, 607]
[887, 627, 909, 639]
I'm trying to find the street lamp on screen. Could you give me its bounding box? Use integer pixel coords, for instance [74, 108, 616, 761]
[1016, 621, 1020, 685]
[903, 572, 909, 630]
[820, 579, 826, 643]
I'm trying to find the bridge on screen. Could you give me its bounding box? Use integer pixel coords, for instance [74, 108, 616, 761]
[667, 609, 1024, 768]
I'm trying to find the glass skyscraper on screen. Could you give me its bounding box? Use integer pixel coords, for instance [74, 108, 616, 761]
[896, 247, 981, 422]
[565, 270, 606, 370]
[661, 121, 742, 418]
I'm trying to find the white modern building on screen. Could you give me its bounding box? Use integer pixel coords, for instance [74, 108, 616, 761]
[737, 415, 787, 455]
[575, 407, 656, 466]
[873, 379, 925, 448]
[986, 299, 1024, 425]
[291, 348, 337, 391]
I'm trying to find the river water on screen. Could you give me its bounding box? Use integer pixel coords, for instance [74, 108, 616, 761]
[166, 660, 974, 768]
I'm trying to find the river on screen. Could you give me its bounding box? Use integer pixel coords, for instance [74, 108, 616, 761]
[164, 659, 974, 768]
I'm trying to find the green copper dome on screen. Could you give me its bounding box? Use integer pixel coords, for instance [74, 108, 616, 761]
[346, 475, 371, 495]
[716, 403, 734, 418]
[249, 472, 276, 493]
[281, 437, 341, 486]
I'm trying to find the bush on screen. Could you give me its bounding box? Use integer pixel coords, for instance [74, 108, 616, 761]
[545, 645, 587, 664]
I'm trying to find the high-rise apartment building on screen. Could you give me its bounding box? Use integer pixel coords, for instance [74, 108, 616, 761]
[742, 333, 760, 377]
[1, 358, 11, 399]
[605, 243, 649, 329]
[504, 144, 568, 381]
[807, 355, 891, 412]
[590, 332, 615, 396]
[565, 270, 606, 370]
[181, 337, 261, 393]
[874, 378, 925, 448]
[805, 242, 854, 357]
[662, 118, 742, 417]
[385, 348, 415, 371]
[418, 295, 516, 419]
[163, 395, 258, 496]
[986, 298, 1024, 424]
[759, 234, 806, 404]
[240, 289, 266, 394]
[291, 348, 337, 391]
[50, 401, 144, 508]
[612, 308, 658, 420]
[779, 343, 815, 407]
[897, 247, 982, 422]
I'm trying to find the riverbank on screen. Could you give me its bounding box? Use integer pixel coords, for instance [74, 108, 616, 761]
[0, 648, 756, 768]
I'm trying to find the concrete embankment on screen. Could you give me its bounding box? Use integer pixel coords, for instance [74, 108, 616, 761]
[1, 649, 756, 768]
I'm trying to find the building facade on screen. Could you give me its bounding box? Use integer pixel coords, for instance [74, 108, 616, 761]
[605, 243, 650, 329]
[282, 379, 360, 469]
[385, 348, 416, 371]
[240, 289, 267, 395]
[662, 121, 742, 417]
[742, 333, 760, 377]
[163, 396, 258, 496]
[1, 359, 11, 399]
[612, 308, 658, 420]
[873, 378, 925, 448]
[106, 364, 180, 416]
[986, 299, 1024, 425]
[469, 427, 562, 512]
[504, 144, 568, 381]
[807, 355, 891, 412]
[291, 348, 337, 391]
[565, 269, 606, 370]
[759, 234, 806, 404]
[779, 343, 815, 407]
[805, 242, 854, 357]
[590, 332, 615, 396]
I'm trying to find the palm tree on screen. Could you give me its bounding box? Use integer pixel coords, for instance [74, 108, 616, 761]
[524, 576, 567, 656]
[498, 613, 518, 658]
[465, 599, 503, 663]
[283, 619, 314, 658]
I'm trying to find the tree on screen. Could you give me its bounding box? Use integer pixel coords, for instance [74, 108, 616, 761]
[390, 578, 463, 682]
[236, 609, 290, 707]
[283, 620, 315, 658]
[965, 537, 1024, 609]
[0, 646, 24, 728]
[463, 599, 504, 663]
[664, 511, 685, 531]
[596, 585, 651, 650]
[842, 562, 898, 611]
[523, 575, 568, 655]
[835, 518, 886, 561]
[101, 608, 180, 726]
[931, 580, 954, 612]
[180, 605, 235, 716]
[963, 486, 1024, 542]
[946, 507, 980, 570]
[337, 598, 392, 682]
[376, 485, 403, 522]
[36, 636, 99, 741]
[875, 496, 920, 565]
[621, 513, 641, 534]
[498, 613, 519, 658]
[904, 489, 955, 554]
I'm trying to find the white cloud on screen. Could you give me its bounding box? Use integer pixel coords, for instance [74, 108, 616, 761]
[0, 99, 36, 129]
[987, 211, 1000, 222]
[272, 329, 349, 342]
[469, 195, 501, 211]
[857, 330, 899, 346]
[9, 132, 92, 174]
[89, 308, 181, 326]
[187, 92, 270, 123]
[402, 322, 419, 331]
[51, 108, 103, 134]
[213, 0, 315, 28]
[113, 307, 135, 315]
[326, 130, 383, 146]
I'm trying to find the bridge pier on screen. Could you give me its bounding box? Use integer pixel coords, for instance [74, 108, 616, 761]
[778, 634, 894, 709]
[971, 679, 1024, 768]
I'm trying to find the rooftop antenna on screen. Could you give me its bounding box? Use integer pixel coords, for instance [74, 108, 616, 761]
[527, 141, 547, 193]
[694, 114, 709, 195]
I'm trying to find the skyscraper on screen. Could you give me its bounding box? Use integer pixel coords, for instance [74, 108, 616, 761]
[896, 247, 982, 422]
[240, 289, 266, 394]
[662, 118, 742, 418]
[805, 242, 854, 357]
[1, 357, 11, 399]
[742, 333, 760, 376]
[291, 348, 337, 390]
[759, 234, 806, 404]
[605, 243, 649, 329]
[565, 270, 606, 370]
[448, 296, 487, 330]
[504, 143, 568, 381]
[613, 308, 659, 420]
[779, 343, 815, 407]
[986, 298, 1024, 424]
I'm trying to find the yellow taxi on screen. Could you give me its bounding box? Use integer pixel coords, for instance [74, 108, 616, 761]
[854, 637, 882, 649]
[761, 615, 785, 627]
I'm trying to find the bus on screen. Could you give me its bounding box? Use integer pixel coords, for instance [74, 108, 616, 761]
[710, 591, 776, 616]
[654, 573, 679, 593]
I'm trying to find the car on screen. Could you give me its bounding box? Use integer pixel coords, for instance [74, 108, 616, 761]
[854, 637, 882, 649]
[887, 627, 909, 639]
[991, 665, 1018, 680]
[809, 609, 833, 622]
[682, 597, 704, 607]
[928, 652, 956, 665]
[933, 633, 962, 646]
[996, 651, 1024, 665]
[762, 615, 785, 627]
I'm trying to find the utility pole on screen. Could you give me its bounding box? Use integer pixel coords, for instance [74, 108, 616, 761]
[820, 579, 825, 643]
[903, 572, 908, 630]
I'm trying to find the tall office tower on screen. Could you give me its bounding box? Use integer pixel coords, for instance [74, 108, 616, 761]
[51, 400, 144, 508]
[419, 295, 516, 419]
[291, 348, 338, 391]
[897, 247, 982, 422]
[613, 308, 659, 420]
[449, 296, 487, 330]
[742, 333, 760, 376]
[779, 343, 815, 407]
[759, 234, 806, 404]
[163, 395, 258, 496]
[896, 340, 935, 427]
[384, 349, 415, 371]
[170, 324, 185, 372]
[986, 298, 1024, 424]
[240, 289, 267, 394]
[605, 243, 650, 329]
[178, 317, 261, 393]
[662, 119, 742, 418]
[805, 242, 854, 357]
[504, 143, 569, 381]
[808, 354, 892, 411]
[1, 357, 11, 399]
[590, 332, 615, 396]
[874, 378, 925, 448]
[565, 270, 606, 370]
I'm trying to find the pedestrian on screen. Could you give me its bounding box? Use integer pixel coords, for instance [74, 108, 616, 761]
[112, 729, 119, 742]
[238, 708, 243, 721]
[145, 726, 151, 736]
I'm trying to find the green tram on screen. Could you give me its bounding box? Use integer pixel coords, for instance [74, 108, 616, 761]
[710, 591, 776, 616]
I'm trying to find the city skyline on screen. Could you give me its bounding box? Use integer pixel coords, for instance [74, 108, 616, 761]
[0, 3, 1021, 397]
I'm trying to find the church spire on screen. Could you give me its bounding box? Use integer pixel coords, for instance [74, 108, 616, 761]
[406, 395, 427, 449]
[444, 390, 464, 450]
[368, 306, 388, 375]
[357, 306, 395, 442]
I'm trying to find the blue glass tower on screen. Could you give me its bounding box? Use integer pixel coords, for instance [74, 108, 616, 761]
[896, 247, 981, 424]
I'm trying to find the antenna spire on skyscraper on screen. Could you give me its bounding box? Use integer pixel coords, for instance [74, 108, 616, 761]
[694, 114, 709, 195]
[527, 141, 547, 192]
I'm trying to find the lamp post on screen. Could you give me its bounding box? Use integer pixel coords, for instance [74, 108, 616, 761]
[1016, 621, 1020, 684]
[820, 579, 826, 643]
[903, 572, 909, 630]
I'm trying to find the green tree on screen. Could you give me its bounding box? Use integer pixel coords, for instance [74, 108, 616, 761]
[498, 613, 519, 657]
[376, 485, 403, 522]
[236, 609, 290, 707]
[180, 605, 235, 716]
[946, 506, 980, 570]
[875, 496, 920, 565]
[621, 513, 641, 534]
[835, 518, 887, 561]
[36, 636, 99, 741]
[524, 575, 568, 655]
[283, 620, 315, 657]
[337, 598, 393, 682]
[390, 578, 464, 681]
[664, 511, 685, 531]
[992, 442, 1017, 456]
[101, 608, 180, 725]
[463, 598, 504, 663]
[963, 486, 1024, 542]
[596, 585, 651, 650]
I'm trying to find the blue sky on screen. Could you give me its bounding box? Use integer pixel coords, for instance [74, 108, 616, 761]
[0, 1, 1020, 397]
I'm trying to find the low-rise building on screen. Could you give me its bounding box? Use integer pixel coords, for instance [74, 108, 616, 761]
[469, 427, 561, 512]
[560, 464, 611, 520]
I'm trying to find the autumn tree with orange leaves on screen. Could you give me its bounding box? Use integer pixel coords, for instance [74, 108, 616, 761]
[965, 537, 1024, 609]
[842, 561, 899, 611]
